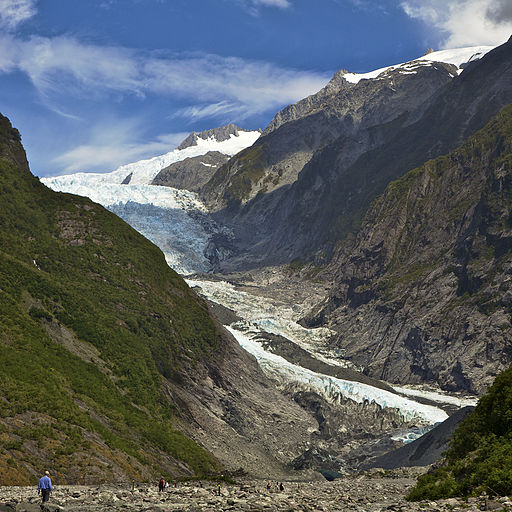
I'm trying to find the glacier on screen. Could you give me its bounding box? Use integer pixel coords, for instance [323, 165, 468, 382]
[226, 326, 448, 424]
[42, 131, 260, 274]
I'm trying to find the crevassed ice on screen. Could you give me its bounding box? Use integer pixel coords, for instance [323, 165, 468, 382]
[186, 278, 337, 363]
[226, 326, 448, 425]
[42, 130, 260, 274]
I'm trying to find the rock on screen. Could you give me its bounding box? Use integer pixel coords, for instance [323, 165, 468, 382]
[41, 505, 64, 512]
[15, 504, 40, 512]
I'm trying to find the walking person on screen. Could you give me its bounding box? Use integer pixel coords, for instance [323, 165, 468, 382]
[37, 471, 52, 503]
[158, 477, 165, 492]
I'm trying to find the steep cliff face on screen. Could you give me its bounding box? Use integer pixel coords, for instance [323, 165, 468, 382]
[303, 105, 512, 395]
[203, 39, 512, 270]
[260, 39, 512, 265]
[152, 151, 229, 192]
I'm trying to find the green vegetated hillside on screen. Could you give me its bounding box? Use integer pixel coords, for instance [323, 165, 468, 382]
[0, 114, 221, 484]
[408, 365, 512, 499]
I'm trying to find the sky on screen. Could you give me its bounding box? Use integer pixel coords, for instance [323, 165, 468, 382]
[0, 0, 510, 177]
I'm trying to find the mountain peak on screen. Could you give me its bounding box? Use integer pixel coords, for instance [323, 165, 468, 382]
[177, 124, 257, 150]
[0, 113, 30, 175]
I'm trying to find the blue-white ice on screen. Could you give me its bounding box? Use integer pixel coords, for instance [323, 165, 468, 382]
[42, 131, 259, 274]
[227, 326, 448, 425]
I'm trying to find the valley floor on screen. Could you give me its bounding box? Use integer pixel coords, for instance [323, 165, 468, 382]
[1, 470, 508, 512]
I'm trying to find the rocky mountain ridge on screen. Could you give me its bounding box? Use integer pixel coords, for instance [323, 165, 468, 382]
[151, 151, 229, 192]
[177, 124, 259, 150]
[201, 59, 458, 213]
[200, 40, 511, 270]
[303, 104, 512, 395]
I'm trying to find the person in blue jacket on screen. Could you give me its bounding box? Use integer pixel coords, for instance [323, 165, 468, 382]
[37, 471, 53, 503]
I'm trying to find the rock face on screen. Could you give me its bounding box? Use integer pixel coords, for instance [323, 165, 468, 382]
[202, 38, 512, 270]
[303, 105, 512, 395]
[177, 124, 253, 150]
[152, 151, 229, 192]
[202, 61, 457, 210]
[364, 407, 474, 470]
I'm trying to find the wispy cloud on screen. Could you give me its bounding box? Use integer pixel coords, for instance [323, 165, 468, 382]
[0, 0, 37, 29]
[53, 118, 188, 173]
[173, 101, 244, 122]
[253, 0, 291, 7]
[400, 0, 512, 48]
[235, 0, 291, 15]
[0, 33, 330, 121]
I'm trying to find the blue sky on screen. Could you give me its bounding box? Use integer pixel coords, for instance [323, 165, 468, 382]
[0, 0, 510, 177]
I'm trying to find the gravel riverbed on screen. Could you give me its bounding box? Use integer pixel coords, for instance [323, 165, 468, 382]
[2, 470, 511, 512]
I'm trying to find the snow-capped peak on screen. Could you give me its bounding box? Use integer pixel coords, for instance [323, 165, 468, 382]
[43, 127, 260, 189]
[342, 45, 495, 84]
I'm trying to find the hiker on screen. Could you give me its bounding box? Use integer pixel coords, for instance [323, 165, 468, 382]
[37, 471, 52, 503]
[266, 481, 271, 491]
[158, 478, 165, 492]
[279, 482, 284, 491]
[165, 481, 169, 490]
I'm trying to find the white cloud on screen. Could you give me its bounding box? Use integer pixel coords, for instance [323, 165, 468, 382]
[173, 101, 245, 122]
[0, 0, 37, 29]
[253, 0, 291, 7]
[401, 0, 512, 48]
[53, 118, 188, 173]
[0, 33, 330, 121]
[235, 0, 291, 15]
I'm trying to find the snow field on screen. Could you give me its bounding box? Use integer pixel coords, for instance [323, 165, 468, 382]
[43, 130, 261, 187]
[343, 45, 495, 84]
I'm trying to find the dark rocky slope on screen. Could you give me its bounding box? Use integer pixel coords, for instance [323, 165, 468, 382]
[304, 105, 512, 395]
[203, 38, 512, 269]
[365, 407, 474, 470]
[203, 60, 457, 211]
[152, 151, 229, 192]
